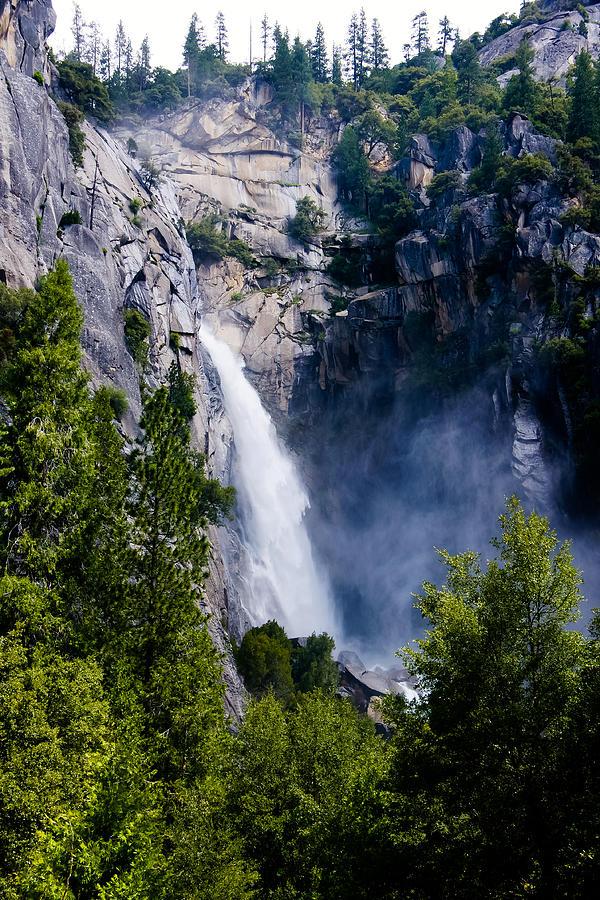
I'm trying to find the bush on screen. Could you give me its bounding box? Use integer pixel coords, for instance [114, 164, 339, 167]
[59, 209, 83, 228]
[186, 217, 255, 266]
[327, 252, 362, 286]
[57, 59, 114, 124]
[129, 198, 142, 214]
[427, 169, 463, 199]
[496, 152, 554, 197]
[289, 197, 327, 242]
[96, 385, 128, 421]
[127, 137, 138, 156]
[169, 331, 180, 351]
[33, 71, 43, 86]
[56, 101, 85, 167]
[167, 360, 196, 420]
[123, 308, 150, 369]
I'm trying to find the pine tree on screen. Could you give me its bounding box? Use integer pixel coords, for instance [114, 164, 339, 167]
[332, 44, 343, 86]
[183, 14, 200, 97]
[346, 13, 359, 90]
[356, 7, 369, 87]
[292, 38, 313, 134]
[438, 16, 454, 55]
[99, 39, 111, 81]
[370, 18, 389, 72]
[114, 20, 127, 79]
[567, 50, 598, 143]
[503, 37, 539, 117]
[261, 14, 270, 62]
[312, 23, 328, 82]
[138, 36, 151, 91]
[272, 31, 296, 123]
[86, 20, 102, 74]
[412, 11, 430, 58]
[71, 3, 86, 61]
[215, 11, 228, 61]
[453, 39, 482, 105]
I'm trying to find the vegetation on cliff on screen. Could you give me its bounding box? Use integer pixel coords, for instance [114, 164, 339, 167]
[1, 267, 599, 898]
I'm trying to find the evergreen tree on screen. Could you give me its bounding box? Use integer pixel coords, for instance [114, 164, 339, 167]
[452, 38, 483, 105]
[567, 50, 598, 143]
[71, 2, 86, 61]
[272, 31, 296, 123]
[138, 35, 151, 91]
[412, 11, 430, 58]
[215, 11, 228, 61]
[114, 19, 127, 79]
[183, 14, 200, 97]
[332, 44, 343, 86]
[86, 20, 102, 74]
[356, 7, 369, 87]
[261, 14, 270, 62]
[503, 37, 540, 117]
[292, 37, 313, 133]
[333, 125, 369, 206]
[99, 39, 111, 81]
[312, 23, 328, 82]
[370, 18, 389, 72]
[438, 16, 454, 55]
[346, 13, 359, 90]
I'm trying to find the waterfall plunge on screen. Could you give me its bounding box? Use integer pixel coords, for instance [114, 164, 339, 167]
[199, 325, 336, 639]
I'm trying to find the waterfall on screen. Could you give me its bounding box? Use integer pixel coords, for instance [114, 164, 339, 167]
[199, 324, 336, 639]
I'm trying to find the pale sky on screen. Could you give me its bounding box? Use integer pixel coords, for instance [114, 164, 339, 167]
[50, 1, 521, 71]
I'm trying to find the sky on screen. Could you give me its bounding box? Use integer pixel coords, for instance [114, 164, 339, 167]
[50, 0, 521, 71]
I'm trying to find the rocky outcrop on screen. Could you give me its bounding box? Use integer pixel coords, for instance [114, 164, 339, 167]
[480, 3, 600, 85]
[0, 0, 55, 78]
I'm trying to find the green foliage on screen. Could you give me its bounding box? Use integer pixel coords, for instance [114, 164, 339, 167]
[186, 217, 255, 266]
[58, 208, 83, 228]
[56, 100, 85, 167]
[503, 38, 540, 117]
[467, 119, 503, 192]
[169, 330, 180, 351]
[33, 70, 43, 86]
[168, 359, 196, 420]
[129, 197, 142, 213]
[426, 169, 463, 199]
[127, 136, 138, 156]
[327, 251, 362, 286]
[333, 126, 370, 207]
[495, 152, 554, 197]
[97, 384, 129, 421]
[57, 59, 114, 123]
[236, 620, 296, 704]
[384, 498, 589, 897]
[236, 621, 339, 703]
[368, 175, 415, 245]
[123, 308, 150, 369]
[289, 196, 327, 241]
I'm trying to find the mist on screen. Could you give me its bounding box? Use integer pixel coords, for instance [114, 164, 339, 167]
[298, 369, 599, 666]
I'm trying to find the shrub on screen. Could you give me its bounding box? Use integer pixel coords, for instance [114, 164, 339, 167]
[56, 101, 85, 167]
[127, 137, 138, 156]
[59, 209, 83, 228]
[169, 331, 180, 351]
[97, 385, 128, 421]
[167, 360, 196, 420]
[123, 308, 150, 369]
[33, 70, 43, 86]
[130, 214, 143, 229]
[36, 214, 42, 233]
[227, 238, 255, 267]
[57, 59, 114, 123]
[129, 198, 142, 214]
[230, 292, 243, 302]
[289, 197, 327, 242]
[327, 252, 362, 286]
[427, 169, 463, 199]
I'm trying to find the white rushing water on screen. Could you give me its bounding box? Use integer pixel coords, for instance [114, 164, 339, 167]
[199, 324, 337, 638]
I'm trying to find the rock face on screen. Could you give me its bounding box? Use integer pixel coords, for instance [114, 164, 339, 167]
[0, 0, 55, 78]
[480, 3, 600, 85]
[117, 86, 343, 420]
[0, 33, 247, 719]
